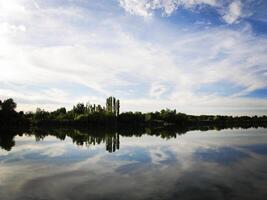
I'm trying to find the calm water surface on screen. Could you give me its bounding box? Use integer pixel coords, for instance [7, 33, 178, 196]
[0, 128, 267, 200]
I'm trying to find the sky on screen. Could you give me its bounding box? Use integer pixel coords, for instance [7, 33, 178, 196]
[0, 0, 267, 115]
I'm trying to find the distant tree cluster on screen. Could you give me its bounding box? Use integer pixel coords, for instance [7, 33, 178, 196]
[25, 96, 120, 126]
[106, 96, 120, 116]
[1, 97, 267, 128]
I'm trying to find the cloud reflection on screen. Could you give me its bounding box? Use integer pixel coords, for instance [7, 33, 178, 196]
[0, 128, 267, 200]
[194, 147, 250, 165]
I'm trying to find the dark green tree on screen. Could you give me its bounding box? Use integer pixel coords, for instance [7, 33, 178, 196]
[34, 108, 49, 121]
[73, 103, 85, 114]
[112, 97, 116, 113]
[106, 97, 113, 113]
[106, 96, 120, 116]
[115, 99, 120, 116]
[1, 98, 17, 112]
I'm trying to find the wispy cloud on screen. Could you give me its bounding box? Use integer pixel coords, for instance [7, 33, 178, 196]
[119, 0, 250, 24]
[0, 0, 266, 115]
[119, 0, 219, 17]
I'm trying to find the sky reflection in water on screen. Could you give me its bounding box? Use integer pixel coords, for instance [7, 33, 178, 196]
[0, 128, 267, 200]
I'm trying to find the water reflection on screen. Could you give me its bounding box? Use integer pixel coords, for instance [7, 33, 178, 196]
[0, 127, 267, 200]
[1, 126, 181, 152]
[194, 147, 249, 165]
[1, 125, 263, 153]
[239, 144, 267, 155]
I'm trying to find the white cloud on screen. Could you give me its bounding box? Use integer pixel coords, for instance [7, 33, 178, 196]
[41, 147, 66, 157]
[119, 0, 219, 17]
[119, 0, 154, 17]
[0, 0, 26, 15]
[0, 0, 266, 115]
[119, 0, 248, 24]
[223, 0, 243, 24]
[0, 22, 26, 33]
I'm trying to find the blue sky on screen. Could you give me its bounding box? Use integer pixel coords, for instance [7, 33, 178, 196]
[0, 0, 267, 115]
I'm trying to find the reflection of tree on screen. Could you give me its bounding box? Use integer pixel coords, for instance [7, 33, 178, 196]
[1, 123, 266, 153]
[105, 133, 120, 153]
[0, 125, 208, 152]
[0, 128, 27, 151]
[28, 127, 121, 153]
[68, 130, 120, 153]
[0, 126, 178, 152]
[0, 133, 15, 151]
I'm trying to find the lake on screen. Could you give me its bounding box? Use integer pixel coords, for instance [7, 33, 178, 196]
[0, 127, 267, 200]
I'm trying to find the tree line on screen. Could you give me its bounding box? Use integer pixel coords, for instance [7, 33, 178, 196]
[25, 96, 120, 126]
[1, 97, 267, 128]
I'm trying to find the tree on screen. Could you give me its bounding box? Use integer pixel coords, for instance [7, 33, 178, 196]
[50, 107, 67, 120]
[73, 103, 85, 115]
[106, 97, 113, 113]
[106, 96, 120, 116]
[112, 97, 116, 114]
[86, 102, 92, 113]
[1, 98, 17, 112]
[34, 108, 49, 121]
[115, 99, 120, 116]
